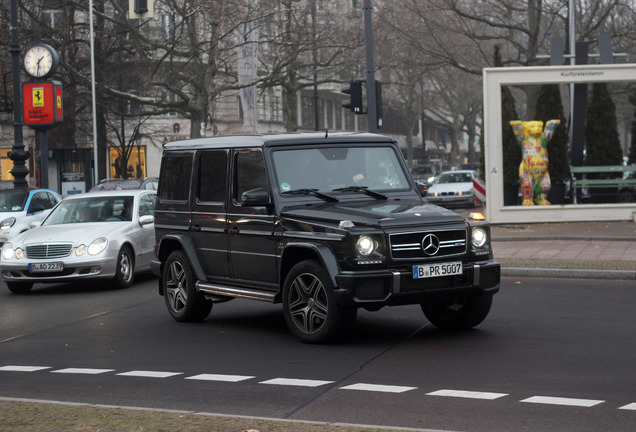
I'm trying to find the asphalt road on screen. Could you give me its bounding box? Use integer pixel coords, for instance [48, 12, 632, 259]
[1, 275, 635, 432]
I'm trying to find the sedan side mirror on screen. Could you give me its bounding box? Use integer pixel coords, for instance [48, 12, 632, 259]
[139, 215, 154, 226]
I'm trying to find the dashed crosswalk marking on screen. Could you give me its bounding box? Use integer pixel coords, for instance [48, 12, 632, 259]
[1, 364, 634, 411]
[427, 389, 508, 400]
[340, 383, 417, 393]
[520, 396, 604, 407]
[186, 374, 254, 382]
[52, 368, 114, 375]
[116, 370, 182, 379]
[260, 378, 333, 387]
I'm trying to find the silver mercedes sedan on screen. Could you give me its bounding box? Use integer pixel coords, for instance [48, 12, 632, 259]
[0, 190, 156, 294]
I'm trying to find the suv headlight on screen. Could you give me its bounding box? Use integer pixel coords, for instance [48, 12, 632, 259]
[471, 227, 487, 248]
[356, 235, 376, 256]
[0, 217, 16, 230]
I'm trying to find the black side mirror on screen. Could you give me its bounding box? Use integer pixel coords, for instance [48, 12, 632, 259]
[416, 181, 428, 197]
[241, 188, 271, 206]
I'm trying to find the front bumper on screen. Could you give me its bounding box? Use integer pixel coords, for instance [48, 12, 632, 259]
[334, 260, 500, 307]
[0, 255, 120, 283]
[427, 194, 474, 208]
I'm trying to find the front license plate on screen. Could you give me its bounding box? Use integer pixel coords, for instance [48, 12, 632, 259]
[413, 262, 462, 279]
[29, 262, 63, 273]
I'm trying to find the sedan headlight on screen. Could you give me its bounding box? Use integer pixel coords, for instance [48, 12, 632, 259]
[0, 217, 16, 230]
[87, 237, 108, 255]
[2, 242, 14, 260]
[356, 235, 377, 256]
[471, 227, 487, 248]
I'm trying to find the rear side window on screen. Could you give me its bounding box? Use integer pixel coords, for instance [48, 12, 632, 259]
[159, 155, 192, 201]
[198, 150, 228, 205]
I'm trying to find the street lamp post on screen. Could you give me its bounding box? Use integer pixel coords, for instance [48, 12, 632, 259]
[8, 0, 30, 189]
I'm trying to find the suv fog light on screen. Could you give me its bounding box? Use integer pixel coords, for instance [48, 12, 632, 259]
[471, 228, 487, 248]
[356, 236, 376, 256]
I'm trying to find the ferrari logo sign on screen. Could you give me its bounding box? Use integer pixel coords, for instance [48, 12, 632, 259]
[31, 87, 45, 107]
[22, 80, 63, 130]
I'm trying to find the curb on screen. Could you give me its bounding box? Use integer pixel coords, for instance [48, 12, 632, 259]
[492, 236, 633, 242]
[502, 267, 636, 280]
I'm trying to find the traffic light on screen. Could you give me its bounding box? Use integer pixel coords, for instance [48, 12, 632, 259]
[341, 80, 363, 114]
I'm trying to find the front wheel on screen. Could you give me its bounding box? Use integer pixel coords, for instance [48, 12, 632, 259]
[7, 282, 33, 294]
[283, 260, 356, 344]
[163, 250, 212, 322]
[113, 245, 135, 289]
[421, 292, 493, 330]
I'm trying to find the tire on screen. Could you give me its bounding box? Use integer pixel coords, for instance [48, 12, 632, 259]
[283, 260, 356, 344]
[421, 292, 493, 330]
[163, 250, 212, 322]
[113, 245, 135, 289]
[7, 282, 33, 294]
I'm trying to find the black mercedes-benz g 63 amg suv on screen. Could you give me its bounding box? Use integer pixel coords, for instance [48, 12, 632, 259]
[151, 132, 500, 343]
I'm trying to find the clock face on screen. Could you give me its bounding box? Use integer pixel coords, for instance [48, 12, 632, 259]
[24, 44, 57, 78]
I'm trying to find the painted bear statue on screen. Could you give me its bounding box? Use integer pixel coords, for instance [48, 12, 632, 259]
[509, 119, 560, 206]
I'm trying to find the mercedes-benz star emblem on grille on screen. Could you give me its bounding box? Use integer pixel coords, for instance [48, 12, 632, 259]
[421, 234, 440, 256]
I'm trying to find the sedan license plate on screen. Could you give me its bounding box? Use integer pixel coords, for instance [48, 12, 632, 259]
[29, 262, 63, 273]
[413, 262, 462, 279]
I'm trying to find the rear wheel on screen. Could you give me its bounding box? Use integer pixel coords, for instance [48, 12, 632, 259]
[113, 246, 135, 289]
[163, 250, 212, 322]
[421, 292, 493, 330]
[7, 282, 33, 294]
[283, 260, 356, 344]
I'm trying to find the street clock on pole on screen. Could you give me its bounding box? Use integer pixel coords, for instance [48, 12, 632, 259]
[23, 43, 59, 79]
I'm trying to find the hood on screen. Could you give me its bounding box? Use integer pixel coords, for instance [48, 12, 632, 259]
[0, 211, 24, 222]
[280, 198, 465, 228]
[12, 222, 126, 246]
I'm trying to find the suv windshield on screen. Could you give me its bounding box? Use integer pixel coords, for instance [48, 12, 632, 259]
[272, 146, 409, 194]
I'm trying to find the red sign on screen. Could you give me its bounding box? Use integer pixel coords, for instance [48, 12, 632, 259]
[22, 80, 63, 130]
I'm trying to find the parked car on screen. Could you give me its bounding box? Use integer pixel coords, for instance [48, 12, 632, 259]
[426, 170, 479, 208]
[0, 190, 156, 294]
[89, 177, 158, 192]
[152, 133, 500, 343]
[0, 188, 62, 247]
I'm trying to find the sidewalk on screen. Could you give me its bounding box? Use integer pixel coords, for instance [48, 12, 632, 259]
[489, 220, 636, 280]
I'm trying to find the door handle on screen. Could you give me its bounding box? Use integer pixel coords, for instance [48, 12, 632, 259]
[191, 225, 201, 232]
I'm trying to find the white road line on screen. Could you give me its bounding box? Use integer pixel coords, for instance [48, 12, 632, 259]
[521, 396, 604, 407]
[260, 378, 333, 387]
[186, 374, 254, 382]
[340, 383, 416, 393]
[427, 389, 508, 400]
[116, 370, 182, 379]
[0, 365, 51, 372]
[51, 368, 114, 375]
[619, 403, 636, 410]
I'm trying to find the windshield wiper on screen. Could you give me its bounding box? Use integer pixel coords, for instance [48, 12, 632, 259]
[281, 188, 339, 202]
[332, 186, 388, 200]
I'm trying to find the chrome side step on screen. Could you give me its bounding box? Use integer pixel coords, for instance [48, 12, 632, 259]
[196, 281, 276, 303]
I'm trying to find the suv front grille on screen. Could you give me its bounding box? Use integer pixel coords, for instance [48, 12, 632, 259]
[389, 229, 466, 260]
[26, 243, 73, 259]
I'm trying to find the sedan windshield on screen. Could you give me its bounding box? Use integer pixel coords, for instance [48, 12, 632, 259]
[43, 196, 133, 225]
[272, 146, 409, 194]
[435, 172, 473, 184]
[0, 190, 29, 212]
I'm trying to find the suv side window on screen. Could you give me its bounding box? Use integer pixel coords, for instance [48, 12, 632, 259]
[198, 150, 228, 205]
[234, 150, 269, 204]
[159, 156, 192, 201]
